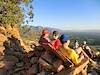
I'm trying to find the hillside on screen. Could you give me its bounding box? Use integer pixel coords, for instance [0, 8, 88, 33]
[21, 25, 100, 48]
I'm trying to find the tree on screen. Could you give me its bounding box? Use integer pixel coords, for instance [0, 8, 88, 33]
[0, 0, 33, 27]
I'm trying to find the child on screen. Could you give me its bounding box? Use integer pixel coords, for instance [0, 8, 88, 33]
[51, 31, 62, 50]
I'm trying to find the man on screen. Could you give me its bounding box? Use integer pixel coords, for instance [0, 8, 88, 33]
[59, 34, 84, 65]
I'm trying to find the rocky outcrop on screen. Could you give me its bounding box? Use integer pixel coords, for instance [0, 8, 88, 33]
[0, 25, 100, 75]
[0, 25, 36, 75]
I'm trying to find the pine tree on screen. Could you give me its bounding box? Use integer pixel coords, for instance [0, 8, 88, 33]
[0, 0, 33, 27]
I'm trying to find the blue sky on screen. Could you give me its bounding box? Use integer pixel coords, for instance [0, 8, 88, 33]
[32, 0, 100, 30]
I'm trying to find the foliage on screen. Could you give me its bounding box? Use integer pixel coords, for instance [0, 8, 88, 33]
[20, 25, 41, 43]
[0, 0, 33, 27]
[70, 35, 100, 45]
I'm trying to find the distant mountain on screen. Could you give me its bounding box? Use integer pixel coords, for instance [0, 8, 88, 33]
[34, 26, 43, 30]
[45, 27, 64, 33]
[29, 25, 64, 33]
[29, 25, 100, 35]
[30, 26, 43, 31]
[83, 30, 100, 33]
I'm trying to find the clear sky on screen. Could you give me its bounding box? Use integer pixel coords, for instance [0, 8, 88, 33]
[32, 0, 100, 30]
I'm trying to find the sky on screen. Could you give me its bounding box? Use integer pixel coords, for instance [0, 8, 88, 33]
[32, 0, 100, 30]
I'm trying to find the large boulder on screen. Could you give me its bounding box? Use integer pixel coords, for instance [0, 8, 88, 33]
[0, 34, 7, 43]
[30, 57, 38, 65]
[0, 26, 6, 35]
[0, 46, 5, 55]
[27, 64, 39, 75]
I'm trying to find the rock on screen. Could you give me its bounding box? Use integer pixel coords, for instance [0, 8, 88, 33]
[38, 58, 50, 68]
[27, 51, 35, 58]
[0, 46, 5, 55]
[35, 46, 44, 51]
[19, 70, 27, 75]
[14, 67, 25, 73]
[13, 52, 24, 58]
[0, 68, 7, 75]
[0, 61, 5, 69]
[37, 71, 45, 75]
[34, 50, 44, 57]
[12, 73, 20, 75]
[4, 56, 19, 70]
[0, 42, 4, 46]
[0, 26, 6, 35]
[88, 70, 99, 75]
[15, 62, 24, 68]
[4, 61, 15, 70]
[4, 48, 15, 56]
[0, 33, 7, 42]
[0, 56, 4, 61]
[30, 57, 38, 64]
[27, 64, 39, 75]
[11, 26, 21, 39]
[4, 56, 19, 63]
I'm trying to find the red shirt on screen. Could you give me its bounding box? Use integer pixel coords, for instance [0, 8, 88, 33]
[51, 39, 62, 50]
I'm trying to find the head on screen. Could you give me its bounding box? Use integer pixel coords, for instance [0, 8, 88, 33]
[75, 40, 78, 43]
[42, 29, 50, 38]
[60, 34, 70, 47]
[52, 31, 60, 40]
[83, 41, 87, 45]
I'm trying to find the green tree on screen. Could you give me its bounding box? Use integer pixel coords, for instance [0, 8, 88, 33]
[0, 0, 33, 27]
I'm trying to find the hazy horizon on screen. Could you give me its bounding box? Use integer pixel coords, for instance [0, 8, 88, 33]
[29, 25, 100, 32]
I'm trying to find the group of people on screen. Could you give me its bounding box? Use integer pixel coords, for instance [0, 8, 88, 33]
[39, 28, 87, 66]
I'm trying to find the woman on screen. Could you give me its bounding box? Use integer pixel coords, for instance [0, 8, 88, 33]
[39, 28, 51, 47]
[39, 30, 64, 72]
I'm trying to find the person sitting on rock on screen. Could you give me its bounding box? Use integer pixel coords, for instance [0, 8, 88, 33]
[39, 28, 51, 47]
[73, 40, 79, 49]
[59, 34, 84, 65]
[50, 31, 62, 50]
[38, 29, 64, 73]
[82, 41, 94, 58]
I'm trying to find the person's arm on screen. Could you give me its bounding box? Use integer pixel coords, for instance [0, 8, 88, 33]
[48, 43, 56, 50]
[55, 40, 62, 49]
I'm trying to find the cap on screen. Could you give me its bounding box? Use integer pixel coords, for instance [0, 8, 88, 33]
[42, 28, 50, 35]
[60, 34, 69, 44]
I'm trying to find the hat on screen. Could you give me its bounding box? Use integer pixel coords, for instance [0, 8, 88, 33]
[53, 31, 60, 36]
[42, 28, 50, 35]
[60, 34, 69, 44]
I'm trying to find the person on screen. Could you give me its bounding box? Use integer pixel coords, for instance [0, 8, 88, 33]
[73, 40, 84, 59]
[59, 34, 84, 65]
[38, 30, 64, 73]
[73, 40, 79, 49]
[82, 41, 94, 58]
[50, 31, 62, 50]
[39, 28, 51, 47]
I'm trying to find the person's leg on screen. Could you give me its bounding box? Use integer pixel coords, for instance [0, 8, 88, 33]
[57, 64, 64, 72]
[76, 47, 85, 62]
[76, 47, 83, 54]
